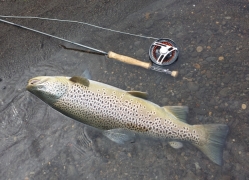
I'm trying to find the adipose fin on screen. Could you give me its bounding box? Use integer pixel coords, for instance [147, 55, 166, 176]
[168, 141, 183, 149]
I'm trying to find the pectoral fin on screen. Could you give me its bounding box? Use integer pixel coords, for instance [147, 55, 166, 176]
[69, 76, 90, 87]
[127, 91, 148, 99]
[81, 69, 91, 80]
[103, 128, 136, 144]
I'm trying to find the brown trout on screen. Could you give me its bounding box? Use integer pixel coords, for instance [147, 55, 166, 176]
[26, 76, 229, 165]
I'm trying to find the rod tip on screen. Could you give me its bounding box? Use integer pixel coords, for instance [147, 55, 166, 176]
[171, 71, 178, 77]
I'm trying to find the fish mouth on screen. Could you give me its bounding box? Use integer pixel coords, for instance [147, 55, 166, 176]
[27, 77, 49, 88]
[28, 78, 41, 85]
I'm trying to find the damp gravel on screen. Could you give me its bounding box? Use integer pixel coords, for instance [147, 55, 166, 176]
[0, 0, 249, 179]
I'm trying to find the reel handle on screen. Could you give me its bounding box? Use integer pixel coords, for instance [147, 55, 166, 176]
[108, 51, 151, 69]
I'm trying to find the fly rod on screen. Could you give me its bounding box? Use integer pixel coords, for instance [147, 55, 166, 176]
[0, 18, 179, 77]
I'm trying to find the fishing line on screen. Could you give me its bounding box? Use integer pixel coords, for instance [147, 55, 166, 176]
[0, 16, 179, 77]
[0, 15, 158, 40]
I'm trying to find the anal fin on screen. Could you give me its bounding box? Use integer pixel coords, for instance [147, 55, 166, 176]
[162, 106, 188, 122]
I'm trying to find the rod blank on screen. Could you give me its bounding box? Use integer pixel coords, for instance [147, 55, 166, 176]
[0, 18, 107, 55]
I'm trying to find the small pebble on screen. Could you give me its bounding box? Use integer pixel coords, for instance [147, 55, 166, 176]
[196, 46, 203, 52]
[219, 56, 224, 61]
[193, 63, 201, 69]
[241, 104, 246, 109]
[194, 162, 201, 170]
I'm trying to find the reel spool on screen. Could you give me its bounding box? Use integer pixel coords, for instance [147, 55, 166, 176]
[149, 38, 179, 66]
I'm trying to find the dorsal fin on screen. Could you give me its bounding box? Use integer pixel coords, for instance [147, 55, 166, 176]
[103, 128, 136, 144]
[69, 76, 90, 87]
[127, 91, 148, 99]
[162, 106, 188, 122]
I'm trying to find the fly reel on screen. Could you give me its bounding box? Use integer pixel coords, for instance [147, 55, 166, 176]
[149, 38, 179, 66]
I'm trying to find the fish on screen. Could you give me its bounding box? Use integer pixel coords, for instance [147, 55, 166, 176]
[26, 76, 229, 165]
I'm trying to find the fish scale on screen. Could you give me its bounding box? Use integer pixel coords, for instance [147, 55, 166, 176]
[26, 76, 229, 165]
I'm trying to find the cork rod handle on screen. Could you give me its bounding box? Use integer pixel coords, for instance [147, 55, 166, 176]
[108, 51, 151, 69]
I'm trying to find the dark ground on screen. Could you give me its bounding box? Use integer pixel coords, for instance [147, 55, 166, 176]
[0, 0, 249, 179]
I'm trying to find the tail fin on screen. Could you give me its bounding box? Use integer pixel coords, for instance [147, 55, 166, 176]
[193, 124, 229, 166]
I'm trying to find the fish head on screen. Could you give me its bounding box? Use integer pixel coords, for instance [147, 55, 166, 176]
[26, 76, 70, 103]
